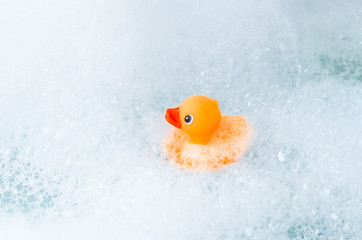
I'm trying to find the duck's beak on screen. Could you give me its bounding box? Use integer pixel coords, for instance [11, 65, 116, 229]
[165, 107, 181, 128]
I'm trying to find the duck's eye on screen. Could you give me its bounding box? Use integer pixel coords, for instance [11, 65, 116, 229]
[184, 114, 193, 125]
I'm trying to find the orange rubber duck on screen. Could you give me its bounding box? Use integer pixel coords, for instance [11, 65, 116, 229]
[164, 95, 251, 170]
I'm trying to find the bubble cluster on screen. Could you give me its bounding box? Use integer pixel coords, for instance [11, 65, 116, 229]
[318, 55, 362, 81]
[0, 147, 60, 216]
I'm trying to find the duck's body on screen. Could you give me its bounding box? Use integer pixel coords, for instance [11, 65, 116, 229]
[164, 95, 251, 171]
[165, 115, 250, 170]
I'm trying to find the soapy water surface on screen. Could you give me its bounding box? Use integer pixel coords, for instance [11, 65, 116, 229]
[0, 0, 362, 239]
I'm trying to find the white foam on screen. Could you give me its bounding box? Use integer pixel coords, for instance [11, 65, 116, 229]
[0, 0, 361, 239]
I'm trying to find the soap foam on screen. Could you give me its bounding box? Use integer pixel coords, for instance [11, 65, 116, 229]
[0, 0, 362, 239]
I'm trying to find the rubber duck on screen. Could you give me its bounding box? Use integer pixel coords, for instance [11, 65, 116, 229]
[164, 95, 251, 170]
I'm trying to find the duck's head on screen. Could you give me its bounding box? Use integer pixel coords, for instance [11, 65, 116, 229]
[165, 95, 221, 144]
